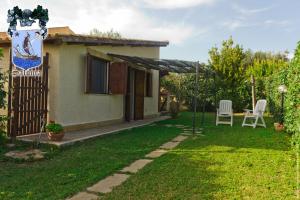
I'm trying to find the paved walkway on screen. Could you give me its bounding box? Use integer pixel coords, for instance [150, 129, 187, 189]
[17, 116, 170, 147]
[67, 124, 193, 200]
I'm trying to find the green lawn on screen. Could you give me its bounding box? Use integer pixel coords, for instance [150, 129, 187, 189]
[102, 112, 296, 200]
[0, 125, 181, 200]
[0, 113, 296, 200]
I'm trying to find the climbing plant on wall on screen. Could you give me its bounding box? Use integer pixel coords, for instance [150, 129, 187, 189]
[0, 48, 7, 143]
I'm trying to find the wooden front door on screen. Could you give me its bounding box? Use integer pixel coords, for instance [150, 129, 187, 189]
[134, 70, 145, 120]
[125, 68, 135, 122]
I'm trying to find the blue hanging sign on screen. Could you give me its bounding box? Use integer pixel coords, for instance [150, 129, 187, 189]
[12, 30, 43, 70]
[7, 5, 49, 77]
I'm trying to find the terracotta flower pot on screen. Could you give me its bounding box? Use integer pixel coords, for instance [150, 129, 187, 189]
[274, 123, 284, 132]
[47, 131, 65, 141]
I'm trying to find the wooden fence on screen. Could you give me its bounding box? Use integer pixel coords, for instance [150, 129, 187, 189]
[7, 53, 49, 137]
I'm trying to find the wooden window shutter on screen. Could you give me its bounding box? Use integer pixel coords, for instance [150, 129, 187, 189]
[109, 62, 128, 94]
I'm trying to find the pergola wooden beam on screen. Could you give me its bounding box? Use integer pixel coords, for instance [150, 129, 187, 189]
[108, 53, 197, 73]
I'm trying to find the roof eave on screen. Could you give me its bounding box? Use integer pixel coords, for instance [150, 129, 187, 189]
[0, 37, 169, 48]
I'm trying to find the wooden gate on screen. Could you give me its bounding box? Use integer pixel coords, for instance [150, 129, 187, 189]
[7, 53, 49, 137]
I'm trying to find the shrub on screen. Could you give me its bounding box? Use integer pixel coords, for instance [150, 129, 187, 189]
[263, 67, 288, 122]
[285, 42, 300, 133]
[46, 123, 64, 134]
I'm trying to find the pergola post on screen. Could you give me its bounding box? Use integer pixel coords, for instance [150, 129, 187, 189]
[192, 62, 199, 136]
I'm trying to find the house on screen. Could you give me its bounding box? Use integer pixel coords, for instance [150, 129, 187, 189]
[0, 27, 196, 137]
[0, 26, 171, 135]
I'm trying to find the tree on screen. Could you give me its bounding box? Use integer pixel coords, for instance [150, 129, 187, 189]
[89, 28, 122, 39]
[208, 37, 247, 111]
[245, 51, 289, 110]
[160, 73, 186, 108]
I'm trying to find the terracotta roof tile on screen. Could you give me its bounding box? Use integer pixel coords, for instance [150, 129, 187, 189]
[47, 26, 75, 35]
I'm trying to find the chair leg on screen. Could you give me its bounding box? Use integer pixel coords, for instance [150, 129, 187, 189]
[260, 116, 266, 128]
[242, 115, 247, 127]
[216, 115, 218, 126]
[253, 116, 259, 128]
[231, 115, 233, 127]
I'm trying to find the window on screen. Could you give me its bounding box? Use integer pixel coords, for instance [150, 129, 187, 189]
[145, 72, 153, 97]
[86, 55, 109, 94]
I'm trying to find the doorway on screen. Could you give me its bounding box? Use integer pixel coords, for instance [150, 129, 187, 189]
[125, 68, 145, 121]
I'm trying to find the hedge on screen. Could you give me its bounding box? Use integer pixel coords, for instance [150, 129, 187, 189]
[285, 42, 300, 133]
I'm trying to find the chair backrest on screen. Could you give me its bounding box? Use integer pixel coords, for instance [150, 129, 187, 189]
[219, 100, 232, 114]
[254, 99, 267, 115]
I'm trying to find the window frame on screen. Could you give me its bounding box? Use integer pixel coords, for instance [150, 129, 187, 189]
[86, 54, 110, 94]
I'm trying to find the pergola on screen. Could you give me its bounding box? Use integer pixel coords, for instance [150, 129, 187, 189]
[108, 53, 209, 135]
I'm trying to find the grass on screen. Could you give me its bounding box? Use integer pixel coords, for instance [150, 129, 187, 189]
[0, 113, 296, 200]
[0, 124, 181, 200]
[101, 112, 296, 200]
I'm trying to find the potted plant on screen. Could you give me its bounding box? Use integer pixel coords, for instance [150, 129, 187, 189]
[273, 109, 284, 132]
[46, 122, 64, 141]
[274, 122, 284, 132]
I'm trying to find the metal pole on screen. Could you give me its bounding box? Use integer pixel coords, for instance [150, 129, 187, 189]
[214, 73, 217, 122]
[192, 62, 199, 135]
[281, 93, 284, 124]
[201, 70, 207, 127]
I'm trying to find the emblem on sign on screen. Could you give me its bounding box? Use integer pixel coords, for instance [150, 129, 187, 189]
[12, 30, 43, 70]
[7, 5, 49, 77]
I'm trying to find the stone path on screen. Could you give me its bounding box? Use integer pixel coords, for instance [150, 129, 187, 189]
[160, 141, 180, 150]
[121, 159, 153, 173]
[145, 149, 167, 158]
[67, 124, 191, 200]
[87, 174, 130, 193]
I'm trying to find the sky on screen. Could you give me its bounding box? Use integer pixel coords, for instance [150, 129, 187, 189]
[1, 0, 299, 63]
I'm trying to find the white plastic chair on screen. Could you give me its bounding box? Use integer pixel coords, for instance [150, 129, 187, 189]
[242, 99, 267, 128]
[216, 100, 233, 126]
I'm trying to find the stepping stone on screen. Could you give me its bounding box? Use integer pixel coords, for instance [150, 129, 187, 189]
[121, 159, 153, 173]
[6, 143, 16, 148]
[160, 141, 180, 150]
[164, 124, 174, 127]
[145, 149, 167, 158]
[182, 132, 192, 134]
[67, 192, 99, 200]
[172, 135, 188, 142]
[181, 133, 192, 136]
[5, 149, 46, 161]
[87, 173, 130, 193]
[175, 125, 185, 127]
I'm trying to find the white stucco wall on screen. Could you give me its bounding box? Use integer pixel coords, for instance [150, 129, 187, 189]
[55, 44, 160, 127]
